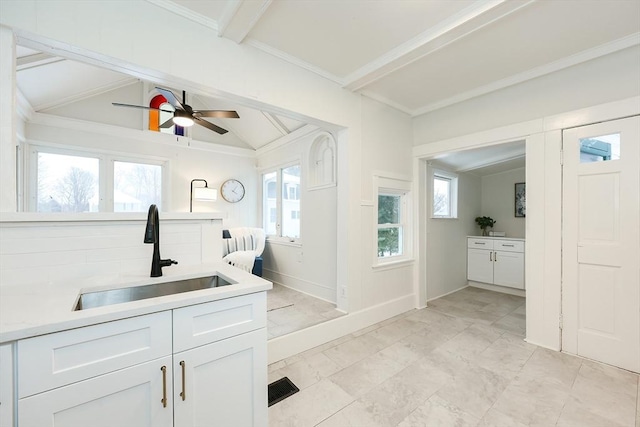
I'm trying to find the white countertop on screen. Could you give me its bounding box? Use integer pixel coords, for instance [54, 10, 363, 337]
[0, 263, 271, 343]
[467, 236, 525, 241]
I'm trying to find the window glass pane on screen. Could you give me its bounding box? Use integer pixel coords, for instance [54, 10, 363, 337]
[433, 177, 451, 216]
[114, 161, 162, 212]
[579, 133, 620, 163]
[281, 165, 301, 238]
[378, 194, 400, 224]
[378, 227, 402, 257]
[263, 172, 277, 235]
[37, 152, 99, 213]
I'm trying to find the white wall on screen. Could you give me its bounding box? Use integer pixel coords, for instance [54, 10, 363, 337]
[480, 167, 526, 238]
[426, 167, 481, 300]
[257, 129, 338, 303]
[24, 115, 258, 228]
[358, 96, 414, 310]
[0, 214, 222, 287]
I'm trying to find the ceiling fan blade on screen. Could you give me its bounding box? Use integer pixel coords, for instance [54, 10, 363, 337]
[159, 118, 174, 129]
[112, 102, 173, 113]
[193, 110, 240, 119]
[155, 87, 185, 111]
[194, 117, 228, 135]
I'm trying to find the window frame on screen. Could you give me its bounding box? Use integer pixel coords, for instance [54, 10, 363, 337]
[431, 168, 458, 219]
[261, 160, 302, 244]
[26, 142, 169, 212]
[374, 174, 412, 267]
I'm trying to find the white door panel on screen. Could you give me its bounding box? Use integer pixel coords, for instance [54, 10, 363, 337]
[562, 115, 640, 373]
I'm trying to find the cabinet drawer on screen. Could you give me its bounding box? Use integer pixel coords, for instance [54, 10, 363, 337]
[468, 238, 493, 249]
[173, 292, 266, 353]
[494, 240, 525, 253]
[18, 311, 172, 398]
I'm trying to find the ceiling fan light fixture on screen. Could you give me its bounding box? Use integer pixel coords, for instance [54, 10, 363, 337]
[173, 110, 194, 127]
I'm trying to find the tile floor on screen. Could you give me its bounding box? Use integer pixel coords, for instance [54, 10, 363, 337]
[267, 283, 345, 339]
[268, 286, 640, 426]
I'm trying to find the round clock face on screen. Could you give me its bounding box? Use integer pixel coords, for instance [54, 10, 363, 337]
[220, 179, 245, 203]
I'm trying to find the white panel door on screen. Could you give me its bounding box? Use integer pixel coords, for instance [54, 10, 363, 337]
[562, 116, 640, 372]
[174, 328, 268, 427]
[19, 356, 173, 427]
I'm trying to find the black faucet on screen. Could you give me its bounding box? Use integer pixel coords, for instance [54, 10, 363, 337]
[144, 204, 178, 277]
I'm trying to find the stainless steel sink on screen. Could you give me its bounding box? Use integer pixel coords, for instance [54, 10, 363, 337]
[75, 275, 235, 311]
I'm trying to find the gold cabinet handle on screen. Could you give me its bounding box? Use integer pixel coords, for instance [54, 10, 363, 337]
[160, 366, 167, 408]
[180, 360, 186, 401]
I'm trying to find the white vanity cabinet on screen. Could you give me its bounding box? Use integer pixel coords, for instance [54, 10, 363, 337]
[467, 237, 525, 289]
[15, 291, 267, 427]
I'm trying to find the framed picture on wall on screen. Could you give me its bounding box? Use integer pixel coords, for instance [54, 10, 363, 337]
[515, 182, 526, 217]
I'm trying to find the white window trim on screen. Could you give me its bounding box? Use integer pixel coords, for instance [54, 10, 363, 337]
[373, 174, 413, 267]
[260, 159, 302, 244]
[26, 142, 169, 212]
[430, 167, 458, 219]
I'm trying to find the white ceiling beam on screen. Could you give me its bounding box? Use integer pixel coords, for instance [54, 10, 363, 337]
[16, 52, 64, 71]
[343, 0, 536, 92]
[411, 32, 640, 117]
[218, 0, 273, 44]
[261, 111, 289, 136]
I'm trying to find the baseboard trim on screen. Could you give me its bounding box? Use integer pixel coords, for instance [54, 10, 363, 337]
[524, 338, 560, 352]
[468, 281, 526, 297]
[426, 284, 469, 303]
[267, 293, 415, 364]
[263, 268, 336, 303]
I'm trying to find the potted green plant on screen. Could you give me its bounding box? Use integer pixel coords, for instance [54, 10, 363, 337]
[475, 216, 496, 236]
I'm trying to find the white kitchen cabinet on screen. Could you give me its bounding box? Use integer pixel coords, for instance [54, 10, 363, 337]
[174, 329, 267, 427]
[0, 343, 14, 427]
[467, 237, 525, 289]
[15, 291, 267, 427]
[19, 356, 173, 427]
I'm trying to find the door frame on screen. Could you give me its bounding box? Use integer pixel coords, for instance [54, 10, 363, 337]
[412, 96, 640, 352]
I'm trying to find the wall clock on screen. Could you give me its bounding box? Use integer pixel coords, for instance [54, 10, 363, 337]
[220, 179, 245, 203]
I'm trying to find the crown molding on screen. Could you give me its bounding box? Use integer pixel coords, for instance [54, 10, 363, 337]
[359, 91, 414, 116]
[145, 0, 219, 31]
[411, 32, 640, 117]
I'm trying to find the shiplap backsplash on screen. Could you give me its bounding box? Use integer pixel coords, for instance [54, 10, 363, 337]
[0, 216, 223, 287]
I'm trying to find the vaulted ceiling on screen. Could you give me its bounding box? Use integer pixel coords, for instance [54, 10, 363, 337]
[15, 0, 640, 155]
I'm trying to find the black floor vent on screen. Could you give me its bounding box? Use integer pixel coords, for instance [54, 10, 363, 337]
[268, 376, 299, 407]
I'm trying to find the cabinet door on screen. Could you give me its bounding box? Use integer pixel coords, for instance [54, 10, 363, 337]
[467, 248, 494, 284]
[174, 328, 267, 427]
[0, 343, 14, 427]
[19, 356, 173, 427]
[493, 251, 525, 289]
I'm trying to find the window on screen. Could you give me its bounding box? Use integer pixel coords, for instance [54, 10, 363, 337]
[113, 161, 162, 212]
[36, 152, 99, 213]
[431, 169, 458, 218]
[262, 163, 301, 241]
[378, 193, 403, 257]
[30, 145, 164, 212]
[375, 175, 411, 264]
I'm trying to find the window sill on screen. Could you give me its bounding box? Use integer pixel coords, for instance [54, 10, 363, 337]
[431, 216, 458, 220]
[266, 238, 302, 248]
[372, 258, 414, 271]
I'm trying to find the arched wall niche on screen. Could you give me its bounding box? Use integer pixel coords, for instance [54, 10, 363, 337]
[308, 131, 337, 190]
